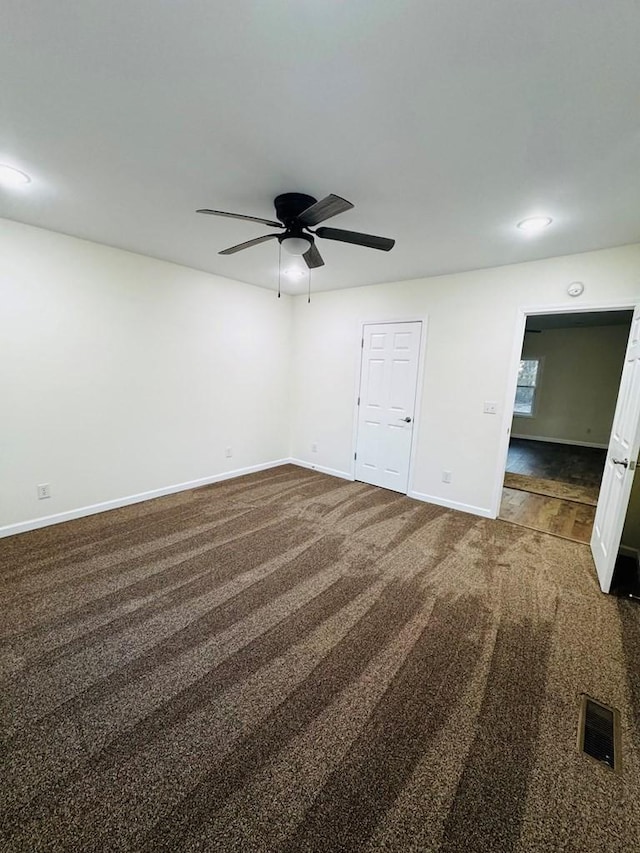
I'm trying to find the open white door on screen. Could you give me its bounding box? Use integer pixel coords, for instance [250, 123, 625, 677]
[591, 308, 640, 592]
[355, 321, 422, 493]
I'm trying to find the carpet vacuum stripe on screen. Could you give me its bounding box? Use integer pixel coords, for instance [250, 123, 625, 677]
[0, 465, 638, 853]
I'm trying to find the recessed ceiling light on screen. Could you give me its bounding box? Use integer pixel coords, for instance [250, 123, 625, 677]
[517, 215, 553, 233]
[0, 164, 32, 189]
[283, 267, 306, 280]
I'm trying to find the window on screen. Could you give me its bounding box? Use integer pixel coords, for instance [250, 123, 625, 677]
[514, 358, 540, 416]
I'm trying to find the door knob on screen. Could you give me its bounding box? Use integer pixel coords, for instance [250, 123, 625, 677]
[612, 458, 629, 468]
[400, 416, 412, 423]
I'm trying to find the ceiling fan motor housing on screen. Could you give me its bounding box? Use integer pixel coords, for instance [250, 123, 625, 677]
[274, 193, 317, 226]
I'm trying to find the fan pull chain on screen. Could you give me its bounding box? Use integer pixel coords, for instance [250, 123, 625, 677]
[308, 266, 311, 304]
[277, 242, 282, 299]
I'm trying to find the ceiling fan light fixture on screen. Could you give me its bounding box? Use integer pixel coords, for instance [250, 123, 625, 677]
[281, 235, 312, 255]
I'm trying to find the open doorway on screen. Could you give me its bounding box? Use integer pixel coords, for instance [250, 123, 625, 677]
[498, 310, 634, 544]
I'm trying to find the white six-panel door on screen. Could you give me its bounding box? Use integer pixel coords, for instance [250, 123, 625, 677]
[355, 322, 422, 493]
[591, 307, 640, 592]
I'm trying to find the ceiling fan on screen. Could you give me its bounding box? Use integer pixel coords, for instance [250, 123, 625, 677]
[196, 192, 395, 270]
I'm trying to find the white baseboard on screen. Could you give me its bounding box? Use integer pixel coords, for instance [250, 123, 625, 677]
[407, 490, 494, 519]
[288, 458, 354, 481]
[0, 459, 290, 539]
[290, 462, 494, 519]
[511, 434, 608, 449]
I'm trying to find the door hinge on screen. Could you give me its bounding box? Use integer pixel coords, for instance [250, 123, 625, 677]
[354, 452, 357, 460]
[361, 338, 364, 348]
[357, 396, 360, 406]
[631, 460, 637, 471]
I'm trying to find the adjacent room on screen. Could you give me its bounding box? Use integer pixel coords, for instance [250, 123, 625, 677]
[2, 3, 640, 852]
[499, 310, 633, 544]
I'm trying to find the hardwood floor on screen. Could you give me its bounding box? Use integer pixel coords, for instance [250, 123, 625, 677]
[501, 438, 603, 543]
[499, 487, 595, 544]
[506, 438, 606, 487]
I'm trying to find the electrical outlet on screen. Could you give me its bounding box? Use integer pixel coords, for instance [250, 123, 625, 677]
[442, 471, 452, 484]
[311, 442, 318, 453]
[225, 447, 233, 458]
[483, 401, 498, 414]
[37, 483, 51, 500]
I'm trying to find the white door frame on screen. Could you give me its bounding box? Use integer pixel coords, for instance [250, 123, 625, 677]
[491, 299, 640, 520]
[350, 316, 428, 494]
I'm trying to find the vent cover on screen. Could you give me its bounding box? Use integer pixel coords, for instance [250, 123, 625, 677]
[577, 695, 621, 771]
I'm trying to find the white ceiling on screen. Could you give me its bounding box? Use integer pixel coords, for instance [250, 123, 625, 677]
[1, 1, 639, 294]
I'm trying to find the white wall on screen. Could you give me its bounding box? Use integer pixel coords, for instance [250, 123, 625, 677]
[0, 219, 292, 531]
[513, 324, 629, 446]
[290, 244, 640, 517]
[3, 219, 639, 534]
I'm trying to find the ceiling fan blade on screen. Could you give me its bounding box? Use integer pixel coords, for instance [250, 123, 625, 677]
[219, 234, 279, 255]
[303, 242, 324, 269]
[197, 209, 283, 228]
[315, 227, 395, 251]
[297, 194, 354, 227]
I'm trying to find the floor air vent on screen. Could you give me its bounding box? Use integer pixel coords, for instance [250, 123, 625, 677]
[577, 695, 621, 771]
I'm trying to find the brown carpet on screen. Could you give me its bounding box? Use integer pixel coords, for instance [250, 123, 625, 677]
[1, 465, 639, 852]
[504, 472, 600, 506]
